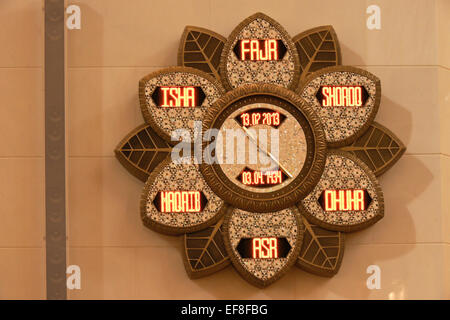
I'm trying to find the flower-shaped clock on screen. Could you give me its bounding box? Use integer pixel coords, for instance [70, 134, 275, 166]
[115, 13, 405, 287]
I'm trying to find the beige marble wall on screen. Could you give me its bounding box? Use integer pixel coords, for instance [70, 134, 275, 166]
[64, 0, 449, 299]
[437, 0, 450, 299]
[0, 0, 45, 299]
[1, 0, 448, 299]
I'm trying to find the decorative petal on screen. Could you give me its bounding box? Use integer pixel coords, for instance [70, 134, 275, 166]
[141, 157, 227, 235]
[115, 124, 171, 182]
[298, 66, 381, 147]
[183, 217, 230, 278]
[292, 25, 342, 85]
[340, 122, 406, 176]
[219, 12, 300, 90]
[297, 215, 345, 277]
[139, 66, 224, 143]
[298, 150, 384, 232]
[223, 207, 303, 287]
[178, 26, 227, 81]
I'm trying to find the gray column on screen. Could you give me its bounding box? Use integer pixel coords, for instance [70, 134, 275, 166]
[45, 0, 67, 300]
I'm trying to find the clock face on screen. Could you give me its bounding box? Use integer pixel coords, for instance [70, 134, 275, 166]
[218, 98, 307, 193]
[200, 85, 327, 213]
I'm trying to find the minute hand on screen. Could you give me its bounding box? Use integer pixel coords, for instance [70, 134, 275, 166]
[241, 126, 293, 178]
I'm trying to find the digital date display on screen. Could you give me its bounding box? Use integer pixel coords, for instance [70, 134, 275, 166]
[233, 39, 287, 61]
[234, 108, 286, 128]
[236, 237, 291, 259]
[236, 167, 288, 188]
[316, 85, 369, 107]
[153, 190, 208, 213]
[151, 86, 206, 107]
[318, 189, 372, 212]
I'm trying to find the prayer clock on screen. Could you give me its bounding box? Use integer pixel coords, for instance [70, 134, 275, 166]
[115, 12, 405, 287]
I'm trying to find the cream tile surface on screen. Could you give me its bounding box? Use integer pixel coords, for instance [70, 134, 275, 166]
[67, 247, 136, 299]
[67, 0, 211, 67]
[363, 66, 439, 155]
[437, 0, 450, 69]
[295, 244, 446, 299]
[362, 0, 437, 66]
[210, 0, 437, 66]
[68, 157, 178, 247]
[347, 155, 442, 245]
[68, 67, 159, 157]
[0, 0, 43, 67]
[441, 155, 450, 245]
[0, 248, 45, 299]
[439, 68, 450, 156]
[0, 68, 44, 157]
[62, 244, 450, 299]
[0, 158, 44, 247]
[135, 245, 296, 299]
[445, 245, 450, 298]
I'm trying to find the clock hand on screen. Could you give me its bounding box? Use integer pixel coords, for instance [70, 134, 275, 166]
[241, 126, 293, 178]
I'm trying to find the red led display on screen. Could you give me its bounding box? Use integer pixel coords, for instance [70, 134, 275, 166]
[153, 191, 208, 213]
[252, 237, 278, 259]
[236, 237, 291, 259]
[236, 167, 288, 188]
[241, 39, 278, 61]
[241, 111, 280, 127]
[151, 86, 206, 107]
[234, 108, 286, 128]
[318, 189, 372, 212]
[241, 170, 283, 186]
[233, 39, 287, 61]
[316, 85, 369, 107]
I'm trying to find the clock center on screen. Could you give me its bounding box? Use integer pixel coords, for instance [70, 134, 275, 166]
[218, 102, 307, 193]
